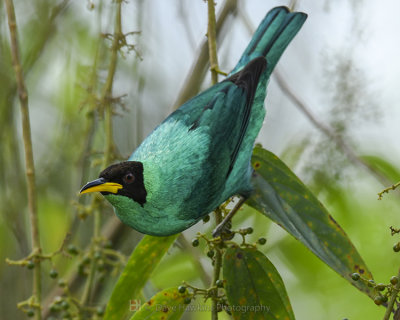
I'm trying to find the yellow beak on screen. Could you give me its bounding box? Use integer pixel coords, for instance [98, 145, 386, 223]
[80, 178, 123, 195]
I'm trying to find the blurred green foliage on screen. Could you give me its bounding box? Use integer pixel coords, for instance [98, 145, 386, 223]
[1, 1, 400, 320]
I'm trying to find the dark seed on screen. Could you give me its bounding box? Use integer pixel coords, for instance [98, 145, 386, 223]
[178, 286, 186, 294]
[351, 273, 360, 281]
[258, 238, 267, 245]
[390, 276, 398, 285]
[50, 269, 58, 279]
[67, 244, 78, 255]
[27, 260, 35, 270]
[192, 239, 199, 247]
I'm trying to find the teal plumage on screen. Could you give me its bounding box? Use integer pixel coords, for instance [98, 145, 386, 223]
[80, 7, 307, 236]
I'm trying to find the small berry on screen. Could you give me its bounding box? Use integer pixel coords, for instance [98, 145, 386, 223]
[216, 280, 224, 288]
[376, 284, 386, 291]
[50, 269, 58, 279]
[178, 286, 186, 294]
[82, 256, 91, 265]
[78, 265, 86, 275]
[97, 262, 105, 271]
[221, 230, 235, 241]
[192, 239, 199, 247]
[390, 276, 399, 285]
[382, 295, 388, 303]
[50, 304, 60, 313]
[368, 279, 375, 287]
[58, 279, 66, 288]
[202, 215, 210, 223]
[374, 295, 384, 305]
[26, 309, 35, 317]
[96, 306, 105, 316]
[27, 260, 35, 270]
[61, 300, 69, 310]
[351, 273, 360, 281]
[183, 297, 191, 304]
[67, 244, 78, 255]
[393, 243, 400, 252]
[207, 250, 215, 258]
[246, 227, 254, 234]
[258, 238, 267, 245]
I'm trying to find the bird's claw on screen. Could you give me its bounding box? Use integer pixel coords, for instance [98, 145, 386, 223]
[212, 224, 225, 238]
[212, 220, 233, 238]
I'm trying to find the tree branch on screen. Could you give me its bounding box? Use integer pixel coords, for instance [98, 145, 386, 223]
[207, 0, 220, 84]
[205, 2, 223, 319]
[80, 0, 123, 307]
[4, 0, 42, 318]
[173, 0, 238, 109]
[383, 268, 400, 320]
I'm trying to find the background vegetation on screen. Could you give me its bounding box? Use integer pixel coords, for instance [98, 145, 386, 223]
[1, 0, 400, 319]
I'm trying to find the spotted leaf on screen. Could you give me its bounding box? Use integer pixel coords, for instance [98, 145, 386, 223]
[248, 146, 373, 297]
[129, 287, 190, 320]
[105, 235, 178, 320]
[223, 246, 294, 320]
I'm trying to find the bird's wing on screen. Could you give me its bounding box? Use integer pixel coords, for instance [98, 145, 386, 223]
[130, 58, 266, 218]
[174, 57, 267, 216]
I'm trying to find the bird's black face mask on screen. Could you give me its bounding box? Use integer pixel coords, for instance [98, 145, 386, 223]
[80, 161, 147, 206]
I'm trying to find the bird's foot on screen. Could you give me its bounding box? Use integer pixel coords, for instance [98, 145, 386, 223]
[212, 196, 247, 238]
[212, 221, 231, 238]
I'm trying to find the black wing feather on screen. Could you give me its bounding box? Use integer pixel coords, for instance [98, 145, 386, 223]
[224, 57, 267, 176]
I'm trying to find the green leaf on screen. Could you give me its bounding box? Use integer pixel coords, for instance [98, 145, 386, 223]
[129, 287, 189, 320]
[361, 155, 400, 182]
[223, 246, 295, 320]
[248, 146, 374, 297]
[104, 235, 178, 320]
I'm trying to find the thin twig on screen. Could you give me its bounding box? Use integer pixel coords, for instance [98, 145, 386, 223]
[288, 0, 298, 11]
[383, 268, 400, 320]
[212, 209, 223, 320]
[212, 197, 247, 237]
[207, 0, 220, 84]
[2, 0, 70, 259]
[205, 2, 223, 319]
[378, 181, 400, 200]
[101, 0, 121, 167]
[179, 234, 212, 286]
[174, 0, 238, 109]
[80, 0, 122, 307]
[42, 218, 133, 318]
[4, 1, 37, 251]
[4, 0, 42, 318]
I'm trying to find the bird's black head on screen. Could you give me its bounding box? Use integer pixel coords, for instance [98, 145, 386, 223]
[80, 161, 147, 206]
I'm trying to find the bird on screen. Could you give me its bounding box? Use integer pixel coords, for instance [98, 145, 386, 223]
[80, 6, 307, 236]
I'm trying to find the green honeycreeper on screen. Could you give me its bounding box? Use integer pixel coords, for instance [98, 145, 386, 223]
[80, 7, 307, 236]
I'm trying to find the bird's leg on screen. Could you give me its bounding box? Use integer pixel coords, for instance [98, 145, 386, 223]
[212, 196, 247, 237]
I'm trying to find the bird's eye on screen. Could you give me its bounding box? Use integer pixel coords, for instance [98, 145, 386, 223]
[123, 173, 135, 184]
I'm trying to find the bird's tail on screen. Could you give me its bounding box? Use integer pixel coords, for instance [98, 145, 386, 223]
[230, 7, 307, 76]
